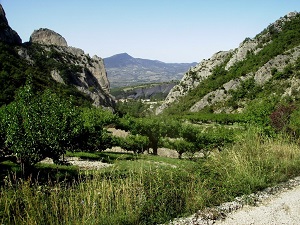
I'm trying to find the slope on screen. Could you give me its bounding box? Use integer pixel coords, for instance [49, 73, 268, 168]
[157, 12, 300, 115]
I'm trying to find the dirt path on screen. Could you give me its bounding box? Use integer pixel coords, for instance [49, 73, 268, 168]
[167, 176, 300, 225]
[215, 184, 300, 225]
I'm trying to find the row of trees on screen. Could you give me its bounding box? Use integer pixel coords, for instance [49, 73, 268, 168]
[0, 82, 117, 173]
[116, 115, 235, 158]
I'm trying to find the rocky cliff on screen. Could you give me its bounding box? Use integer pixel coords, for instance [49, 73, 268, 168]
[0, 5, 21, 44]
[156, 11, 300, 115]
[0, 4, 115, 109]
[27, 28, 114, 108]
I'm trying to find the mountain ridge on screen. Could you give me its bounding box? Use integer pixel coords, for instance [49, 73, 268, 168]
[104, 53, 197, 88]
[156, 11, 300, 115]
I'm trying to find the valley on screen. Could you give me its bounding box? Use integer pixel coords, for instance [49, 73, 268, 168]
[1, 3, 300, 225]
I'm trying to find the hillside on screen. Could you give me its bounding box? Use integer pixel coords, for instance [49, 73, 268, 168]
[0, 5, 115, 110]
[104, 53, 197, 87]
[156, 11, 300, 115]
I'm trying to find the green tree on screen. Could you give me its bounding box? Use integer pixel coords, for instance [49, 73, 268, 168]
[119, 134, 149, 154]
[75, 107, 117, 152]
[130, 117, 181, 155]
[1, 84, 81, 172]
[164, 138, 195, 159]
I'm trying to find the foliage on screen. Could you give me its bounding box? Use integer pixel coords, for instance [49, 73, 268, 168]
[2, 128, 300, 224]
[117, 115, 182, 155]
[0, 43, 93, 108]
[164, 138, 195, 159]
[71, 107, 117, 152]
[183, 112, 246, 124]
[270, 104, 296, 132]
[243, 96, 279, 135]
[116, 99, 149, 117]
[0, 84, 81, 170]
[118, 134, 149, 154]
[288, 107, 300, 138]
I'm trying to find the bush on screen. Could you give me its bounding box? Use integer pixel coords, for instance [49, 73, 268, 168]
[270, 104, 296, 132]
[118, 134, 149, 154]
[0, 84, 82, 171]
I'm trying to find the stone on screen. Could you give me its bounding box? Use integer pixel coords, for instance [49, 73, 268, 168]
[0, 4, 22, 44]
[30, 28, 68, 47]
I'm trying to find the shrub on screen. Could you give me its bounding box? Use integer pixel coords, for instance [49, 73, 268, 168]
[119, 134, 149, 154]
[0, 84, 82, 172]
[270, 104, 296, 132]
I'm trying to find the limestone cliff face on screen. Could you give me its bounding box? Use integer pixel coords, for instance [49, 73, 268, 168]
[0, 4, 22, 44]
[24, 28, 115, 109]
[30, 28, 68, 47]
[0, 3, 114, 109]
[156, 50, 232, 114]
[156, 11, 300, 115]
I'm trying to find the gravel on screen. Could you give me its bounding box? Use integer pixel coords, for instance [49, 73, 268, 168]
[164, 176, 300, 225]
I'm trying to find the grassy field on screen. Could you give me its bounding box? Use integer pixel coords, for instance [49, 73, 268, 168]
[1, 127, 300, 224]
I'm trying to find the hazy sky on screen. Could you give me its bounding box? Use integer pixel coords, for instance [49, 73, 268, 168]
[1, 0, 300, 63]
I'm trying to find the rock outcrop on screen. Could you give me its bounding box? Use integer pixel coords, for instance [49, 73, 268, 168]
[0, 4, 22, 44]
[30, 28, 68, 47]
[156, 50, 232, 114]
[0, 4, 114, 109]
[26, 27, 114, 109]
[156, 11, 300, 115]
[28, 41, 115, 108]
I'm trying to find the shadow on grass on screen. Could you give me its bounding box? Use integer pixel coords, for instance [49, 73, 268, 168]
[67, 151, 140, 163]
[1, 152, 140, 186]
[0, 161, 81, 186]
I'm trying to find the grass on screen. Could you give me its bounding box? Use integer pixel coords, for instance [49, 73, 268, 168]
[1, 127, 300, 224]
[66, 151, 140, 163]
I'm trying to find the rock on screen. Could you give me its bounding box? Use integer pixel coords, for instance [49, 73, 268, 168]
[0, 4, 22, 44]
[30, 28, 68, 47]
[157, 12, 300, 114]
[254, 45, 300, 85]
[51, 70, 65, 84]
[156, 50, 232, 115]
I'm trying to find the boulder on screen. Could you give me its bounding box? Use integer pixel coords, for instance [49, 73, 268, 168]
[30, 28, 68, 47]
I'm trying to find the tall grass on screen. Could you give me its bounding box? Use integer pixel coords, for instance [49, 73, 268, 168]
[0, 166, 205, 225]
[1, 127, 300, 224]
[199, 127, 300, 205]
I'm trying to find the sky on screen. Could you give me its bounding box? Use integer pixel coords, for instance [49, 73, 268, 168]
[1, 1, 300, 63]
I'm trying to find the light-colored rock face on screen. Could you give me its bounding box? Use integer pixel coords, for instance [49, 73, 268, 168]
[18, 27, 115, 109]
[0, 4, 22, 44]
[156, 50, 232, 115]
[254, 45, 300, 85]
[225, 39, 260, 70]
[52, 46, 114, 108]
[156, 12, 300, 115]
[30, 28, 68, 47]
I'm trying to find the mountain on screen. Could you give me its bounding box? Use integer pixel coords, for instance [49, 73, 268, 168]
[0, 4, 115, 110]
[104, 53, 197, 87]
[156, 11, 300, 115]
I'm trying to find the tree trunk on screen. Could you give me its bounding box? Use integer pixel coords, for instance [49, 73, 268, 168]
[152, 141, 158, 155]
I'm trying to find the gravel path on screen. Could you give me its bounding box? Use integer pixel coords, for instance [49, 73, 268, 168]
[215, 184, 300, 225]
[166, 176, 300, 225]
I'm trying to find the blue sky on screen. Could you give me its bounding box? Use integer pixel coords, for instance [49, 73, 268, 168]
[1, 0, 300, 63]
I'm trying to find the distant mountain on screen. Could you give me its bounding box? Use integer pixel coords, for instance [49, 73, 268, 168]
[104, 53, 197, 87]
